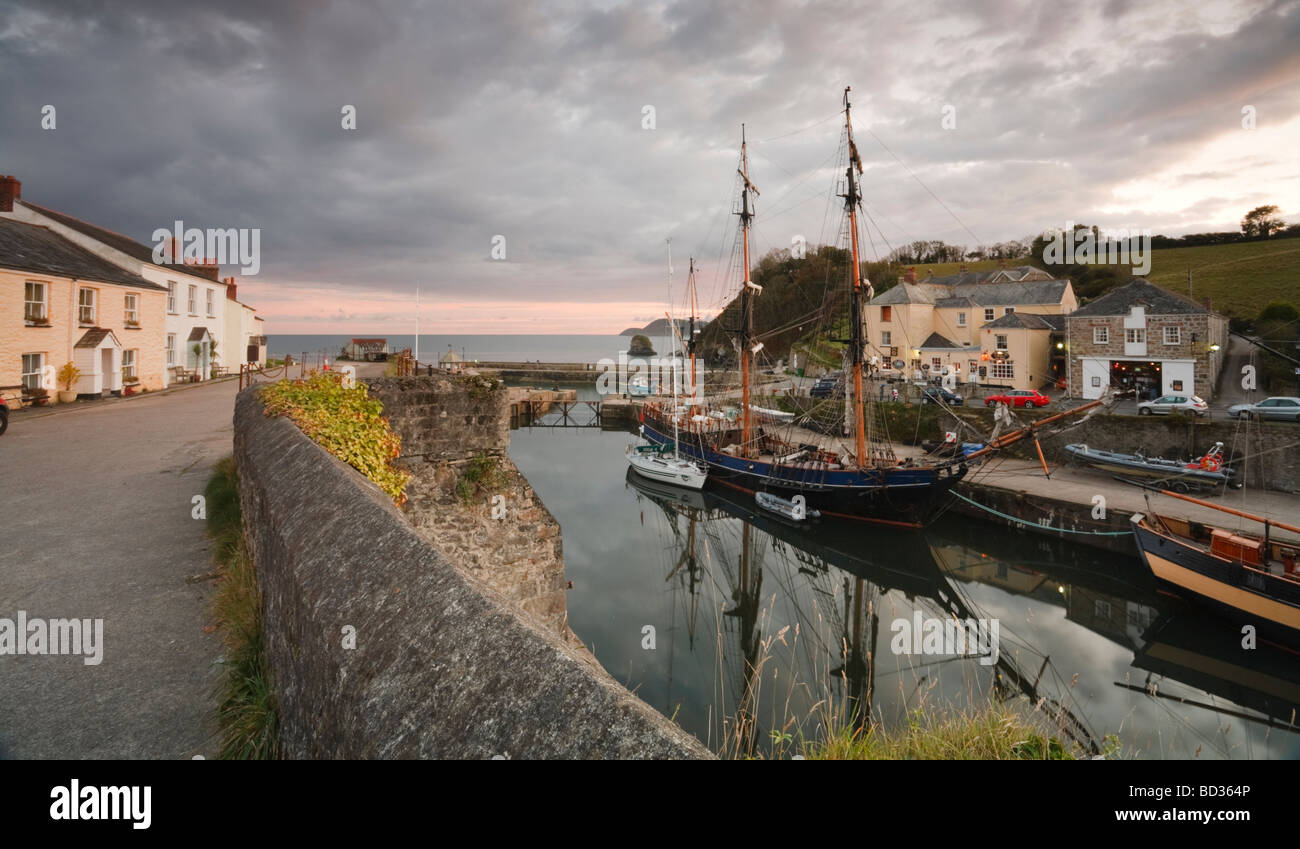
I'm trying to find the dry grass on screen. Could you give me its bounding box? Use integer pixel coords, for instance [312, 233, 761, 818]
[206, 456, 280, 759]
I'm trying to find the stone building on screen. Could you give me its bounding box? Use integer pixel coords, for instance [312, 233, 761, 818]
[1065, 278, 1227, 401]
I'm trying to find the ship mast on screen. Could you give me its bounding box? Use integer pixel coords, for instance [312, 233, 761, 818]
[686, 257, 699, 407]
[737, 126, 760, 458]
[840, 88, 869, 468]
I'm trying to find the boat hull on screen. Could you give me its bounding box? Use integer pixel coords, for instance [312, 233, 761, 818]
[1065, 443, 1235, 488]
[641, 420, 963, 527]
[1131, 517, 1300, 643]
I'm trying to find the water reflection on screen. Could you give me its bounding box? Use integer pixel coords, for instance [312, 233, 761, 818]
[508, 423, 1300, 758]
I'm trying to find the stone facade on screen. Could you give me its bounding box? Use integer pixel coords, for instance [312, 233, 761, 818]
[1067, 311, 1228, 400]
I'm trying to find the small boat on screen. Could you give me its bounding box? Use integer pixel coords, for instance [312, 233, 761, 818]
[755, 490, 820, 522]
[1065, 441, 1237, 491]
[1131, 493, 1300, 643]
[626, 442, 708, 489]
[625, 241, 708, 492]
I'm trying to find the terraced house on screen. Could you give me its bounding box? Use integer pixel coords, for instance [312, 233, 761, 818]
[864, 265, 1077, 390]
[0, 216, 167, 409]
[0, 174, 265, 402]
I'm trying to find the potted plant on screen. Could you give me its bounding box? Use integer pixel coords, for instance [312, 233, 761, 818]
[26, 386, 50, 407]
[57, 361, 80, 403]
[192, 343, 204, 381]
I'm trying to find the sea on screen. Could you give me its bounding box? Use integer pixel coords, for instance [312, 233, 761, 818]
[269, 333, 680, 364]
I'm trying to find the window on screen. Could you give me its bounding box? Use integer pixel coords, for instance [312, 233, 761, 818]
[1094, 599, 1112, 619]
[1093, 327, 1109, 344]
[881, 306, 892, 322]
[22, 353, 45, 390]
[188, 284, 197, 315]
[78, 288, 96, 324]
[996, 334, 1008, 351]
[1126, 328, 1145, 345]
[957, 312, 967, 327]
[122, 349, 137, 382]
[206, 288, 215, 318]
[166, 334, 176, 366]
[1163, 326, 1180, 345]
[881, 331, 892, 346]
[1004, 307, 1015, 315]
[984, 308, 995, 322]
[167, 281, 177, 314]
[25, 282, 48, 322]
[124, 293, 139, 326]
[932, 358, 942, 372]
[991, 362, 1014, 379]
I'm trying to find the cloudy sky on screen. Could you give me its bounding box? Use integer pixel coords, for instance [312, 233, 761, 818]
[2, 0, 1297, 334]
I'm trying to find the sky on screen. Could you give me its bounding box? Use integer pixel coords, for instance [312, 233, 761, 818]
[2, 0, 1298, 334]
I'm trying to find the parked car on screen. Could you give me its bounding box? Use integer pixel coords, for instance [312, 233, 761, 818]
[0, 396, 7, 435]
[1227, 396, 1300, 422]
[921, 387, 964, 406]
[810, 373, 844, 399]
[984, 389, 1050, 408]
[1137, 394, 1209, 417]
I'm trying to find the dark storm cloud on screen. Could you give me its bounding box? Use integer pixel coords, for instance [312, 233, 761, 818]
[1, 0, 1297, 317]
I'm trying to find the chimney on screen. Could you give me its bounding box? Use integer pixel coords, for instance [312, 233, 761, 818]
[1201, 296, 1212, 312]
[225, 276, 237, 301]
[0, 175, 20, 212]
[904, 266, 916, 284]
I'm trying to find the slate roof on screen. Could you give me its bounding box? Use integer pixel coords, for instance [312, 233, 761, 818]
[0, 217, 164, 290]
[919, 332, 971, 349]
[18, 200, 225, 285]
[921, 265, 1052, 288]
[188, 326, 212, 342]
[872, 278, 1070, 308]
[75, 328, 120, 348]
[984, 312, 1064, 331]
[1069, 278, 1212, 317]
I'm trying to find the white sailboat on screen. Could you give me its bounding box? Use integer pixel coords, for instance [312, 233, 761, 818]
[627, 239, 708, 490]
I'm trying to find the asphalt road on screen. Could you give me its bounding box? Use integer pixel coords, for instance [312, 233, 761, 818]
[0, 379, 241, 758]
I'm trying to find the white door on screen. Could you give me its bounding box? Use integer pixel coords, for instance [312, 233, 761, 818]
[1081, 358, 1109, 400]
[1161, 361, 1194, 397]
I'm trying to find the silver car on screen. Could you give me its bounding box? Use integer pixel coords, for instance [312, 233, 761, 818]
[1137, 394, 1209, 417]
[1227, 396, 1300, 422]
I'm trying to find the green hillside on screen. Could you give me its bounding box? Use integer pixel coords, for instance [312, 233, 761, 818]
[902, 240, 1300, 319]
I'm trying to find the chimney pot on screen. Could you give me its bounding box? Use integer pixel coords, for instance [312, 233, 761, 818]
[0, 175, 21, 212]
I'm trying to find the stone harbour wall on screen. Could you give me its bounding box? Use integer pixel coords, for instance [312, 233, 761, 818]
[233, 384, 710, 758]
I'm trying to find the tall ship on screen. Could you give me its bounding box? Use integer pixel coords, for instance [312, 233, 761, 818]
[640, 88, 967, 527]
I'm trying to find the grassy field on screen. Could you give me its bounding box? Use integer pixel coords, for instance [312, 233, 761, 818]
[902, 239, 1300, 319]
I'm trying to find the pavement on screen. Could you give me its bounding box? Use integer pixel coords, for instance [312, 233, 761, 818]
[964, 459, 1300, 544]
[0, 377, 243, 758]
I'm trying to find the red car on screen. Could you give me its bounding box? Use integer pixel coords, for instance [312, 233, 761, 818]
[985, 389, 1050, 408]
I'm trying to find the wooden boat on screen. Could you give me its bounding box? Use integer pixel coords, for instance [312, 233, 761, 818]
[755, 490, 821, 522]
[640, 89, 967, 528]
[1066, 441, 1237, 491]
[1131, 491, 1300, 642]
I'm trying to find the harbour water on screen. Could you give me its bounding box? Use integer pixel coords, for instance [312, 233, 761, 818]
[507, 418, 1300, 759]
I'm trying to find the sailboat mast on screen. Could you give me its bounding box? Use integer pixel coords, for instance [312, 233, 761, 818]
[667, 238, 681, 458]
[841, 88, 869, 467]
[687, 257, 698, 406]
[738, 125, 758, 458]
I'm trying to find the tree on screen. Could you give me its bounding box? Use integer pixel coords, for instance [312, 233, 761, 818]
[1241, 205, 1285, 238]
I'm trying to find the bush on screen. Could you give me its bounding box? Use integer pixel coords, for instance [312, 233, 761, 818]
[259, 373, 410, 504]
